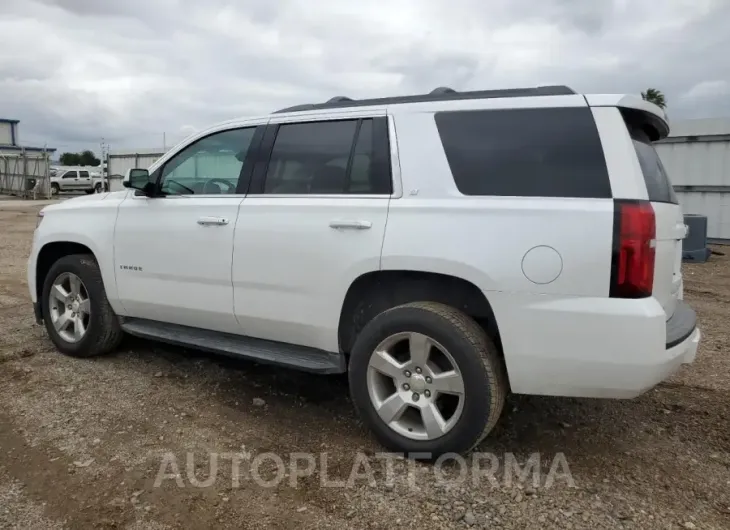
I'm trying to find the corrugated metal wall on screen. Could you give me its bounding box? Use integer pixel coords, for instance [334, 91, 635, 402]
[0, 151, 51, 198]
[656, 118, 730, 242]
[656, 139, 730, 187]
[671, 191, 730, 241]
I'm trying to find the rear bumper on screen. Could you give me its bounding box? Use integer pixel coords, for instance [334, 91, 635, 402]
[666, 300, 697, 349]
[491, 293, 701, 399]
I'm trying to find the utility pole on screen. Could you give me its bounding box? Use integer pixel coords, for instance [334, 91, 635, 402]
[100, 137, 108, 190]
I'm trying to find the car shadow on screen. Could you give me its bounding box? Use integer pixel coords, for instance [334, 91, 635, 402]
[108, 335, 725, 472]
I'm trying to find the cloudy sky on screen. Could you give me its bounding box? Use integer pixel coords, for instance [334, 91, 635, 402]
[1, 0, 729, 155]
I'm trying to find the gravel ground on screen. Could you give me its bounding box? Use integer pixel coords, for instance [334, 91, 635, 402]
[0, 204, 728, 529]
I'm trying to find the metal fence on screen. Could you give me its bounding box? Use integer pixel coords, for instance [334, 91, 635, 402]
[0, 152, 52, 199]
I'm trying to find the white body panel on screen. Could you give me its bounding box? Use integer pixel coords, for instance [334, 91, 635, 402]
[27, 191, 126, 313]
[591, 105, 683, 319]
[232, 197, 389, 351]
[384, 106, 614, 298]
[113, 194, 243, 333]
[27, 90, 699, 401]
[488, 291, 699, 398]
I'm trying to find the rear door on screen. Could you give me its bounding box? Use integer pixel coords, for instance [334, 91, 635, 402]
[629, 125, 684, 319]
[232, 114, 393, 352]
[78, 170, 91, 190]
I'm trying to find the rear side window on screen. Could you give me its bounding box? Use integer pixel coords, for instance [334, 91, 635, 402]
[79, 171, 89, 178]
[630, 128, 678, 204]
[261, 118, 392, 195]
[434, 107, 611, 198]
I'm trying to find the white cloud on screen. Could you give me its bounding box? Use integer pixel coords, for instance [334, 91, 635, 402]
[681, 80, 730, 100]
[1, 0, 729, 154]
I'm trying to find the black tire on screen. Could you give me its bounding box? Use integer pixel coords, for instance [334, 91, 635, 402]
[348, 302, 506, 457]
[94, 183, 103, 193]
[51, 183, 59, 195]
[41, 254, 123, 358]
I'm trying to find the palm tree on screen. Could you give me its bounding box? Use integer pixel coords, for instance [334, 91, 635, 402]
[641, 88, 667, 109]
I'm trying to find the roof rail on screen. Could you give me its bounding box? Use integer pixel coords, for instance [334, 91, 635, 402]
[272, 85, 576, 114]
[430, 86, 457, 95]
[273, 103, 318, 113]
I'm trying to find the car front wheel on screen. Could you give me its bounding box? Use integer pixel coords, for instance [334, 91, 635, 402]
[348, 302, 506, 457]
[41, 254, 123, 357]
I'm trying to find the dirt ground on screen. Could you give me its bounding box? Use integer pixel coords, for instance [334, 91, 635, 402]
[1, 203, 728, 530]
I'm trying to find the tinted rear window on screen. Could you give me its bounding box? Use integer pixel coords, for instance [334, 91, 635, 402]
[434, 107, 611, 198]
[630, 129, 678, 204]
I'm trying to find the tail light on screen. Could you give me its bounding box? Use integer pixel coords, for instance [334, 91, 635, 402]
[609, 200, 656, 298]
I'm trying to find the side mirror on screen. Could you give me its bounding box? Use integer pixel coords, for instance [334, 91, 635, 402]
[123, 168, 156, 196]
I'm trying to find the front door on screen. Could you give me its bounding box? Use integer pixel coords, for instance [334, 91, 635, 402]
[233, 115, 393, 352]
[114, 124, 264, 333]
[60, 170, 77, 190]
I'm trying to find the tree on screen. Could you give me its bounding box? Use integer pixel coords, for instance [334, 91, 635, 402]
[79, 150, 101, 166]
[58, 150, 100, 166]
[641, 88, 666, 109]
[59, 152, 81, 165]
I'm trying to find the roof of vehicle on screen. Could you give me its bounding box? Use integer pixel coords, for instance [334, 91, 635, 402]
[273, 85, 577, 114]
[175, 86, 669, 153]
[269, 86, 669, 140]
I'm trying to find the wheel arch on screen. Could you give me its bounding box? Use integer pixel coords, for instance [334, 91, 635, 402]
[35, 241, 96, 303]
[337, 269, 504, 366]
[34, 235, 122, 316]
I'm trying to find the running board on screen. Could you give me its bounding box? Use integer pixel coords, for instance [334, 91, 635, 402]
[120, 318, 346, 374]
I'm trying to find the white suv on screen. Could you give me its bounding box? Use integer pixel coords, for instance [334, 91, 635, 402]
[28, 85, 700, 457]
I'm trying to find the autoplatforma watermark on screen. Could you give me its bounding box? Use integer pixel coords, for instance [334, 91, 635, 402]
[153, 449, 576, 491]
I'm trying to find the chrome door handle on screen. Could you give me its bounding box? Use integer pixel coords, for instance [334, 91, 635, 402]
[329, 220, 372, 230]
[197, 217, 229, 226]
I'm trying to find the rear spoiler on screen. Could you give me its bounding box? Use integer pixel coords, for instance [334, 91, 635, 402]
[585, 94, 669, 141]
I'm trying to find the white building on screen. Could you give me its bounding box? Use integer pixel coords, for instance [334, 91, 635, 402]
[656, 117, 730, 243]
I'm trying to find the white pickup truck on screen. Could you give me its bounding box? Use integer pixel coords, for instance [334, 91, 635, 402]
[50, 167, 104, 195]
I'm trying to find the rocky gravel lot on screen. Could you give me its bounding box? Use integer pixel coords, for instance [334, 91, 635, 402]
[1, 203, 729, 529]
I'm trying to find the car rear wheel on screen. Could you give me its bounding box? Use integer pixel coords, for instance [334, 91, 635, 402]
[348, 302, 506, 457]
[41, 254, 123, 357]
